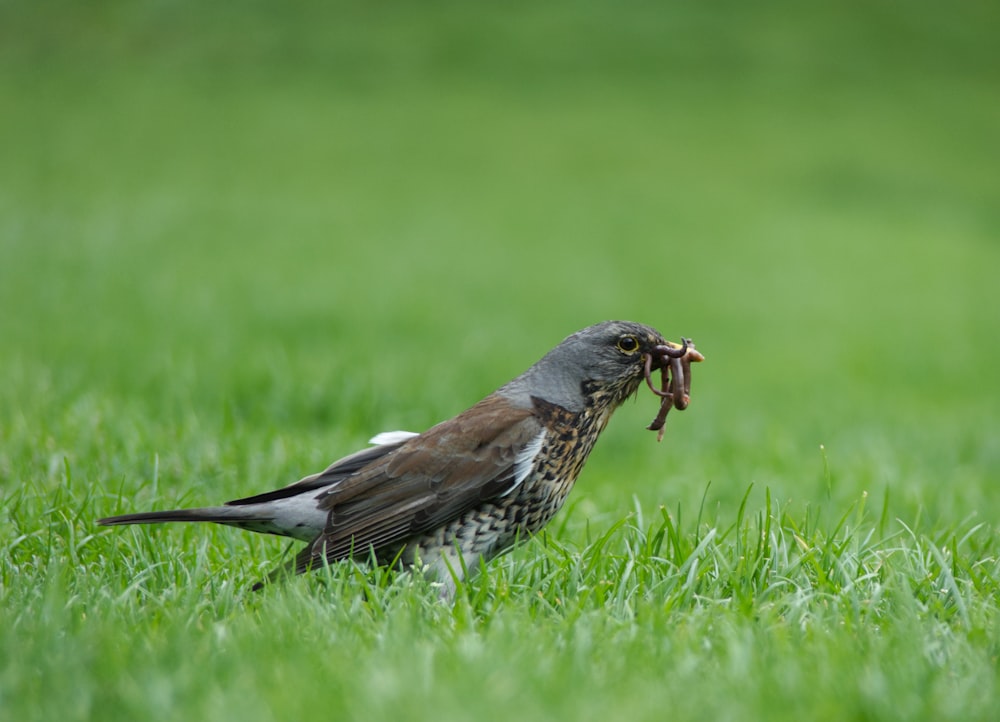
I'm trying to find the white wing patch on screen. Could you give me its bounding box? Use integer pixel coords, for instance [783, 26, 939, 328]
[368, 430, 420, 446]
[504, 429, 546, 497]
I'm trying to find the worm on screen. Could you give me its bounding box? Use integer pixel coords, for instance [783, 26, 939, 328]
[644, 338, 702, 442]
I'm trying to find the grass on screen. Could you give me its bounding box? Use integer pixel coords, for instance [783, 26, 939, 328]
[2, 0, 1000, 720]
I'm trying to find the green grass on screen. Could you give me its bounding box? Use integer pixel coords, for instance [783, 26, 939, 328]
[2, 1, 1000, 720]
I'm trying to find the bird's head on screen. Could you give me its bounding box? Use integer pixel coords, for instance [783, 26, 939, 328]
[503, 321, 704, 418]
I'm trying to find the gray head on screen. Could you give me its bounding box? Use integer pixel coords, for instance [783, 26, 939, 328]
[499, 320, 670, 412]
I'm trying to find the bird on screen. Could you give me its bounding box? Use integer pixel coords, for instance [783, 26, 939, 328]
[98, 320, 704, 595]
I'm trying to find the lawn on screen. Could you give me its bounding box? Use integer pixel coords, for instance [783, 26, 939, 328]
[2, 1, 999, 720]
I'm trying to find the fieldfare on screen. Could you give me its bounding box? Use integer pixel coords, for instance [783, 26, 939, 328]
[99, 320, 704, 595]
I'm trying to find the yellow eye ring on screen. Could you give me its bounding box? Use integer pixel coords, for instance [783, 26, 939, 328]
[617, 335, 640, 354]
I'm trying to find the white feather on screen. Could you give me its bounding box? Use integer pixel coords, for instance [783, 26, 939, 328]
[368, 430, 420, 446]
[504, 429, 546, 496]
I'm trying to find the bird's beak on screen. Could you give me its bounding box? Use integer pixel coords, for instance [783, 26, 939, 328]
[653, 339, 705, 366]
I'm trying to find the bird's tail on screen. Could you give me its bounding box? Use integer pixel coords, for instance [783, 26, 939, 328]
[97, 506, 258, 528]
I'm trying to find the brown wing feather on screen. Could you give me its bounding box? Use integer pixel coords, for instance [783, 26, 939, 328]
[294, 393, 541, 573]
[224, 438, 411, 507]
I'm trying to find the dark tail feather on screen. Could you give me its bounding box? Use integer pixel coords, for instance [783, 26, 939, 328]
[97, 506, 253, 527]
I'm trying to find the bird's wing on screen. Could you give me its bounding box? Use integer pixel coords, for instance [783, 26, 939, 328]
[294, 393, 543, 573]
[224, 433, 417, 507]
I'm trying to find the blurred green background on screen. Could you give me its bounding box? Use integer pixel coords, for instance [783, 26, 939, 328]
[3, 1, 1000, 720]
[3, 0, 998, 519]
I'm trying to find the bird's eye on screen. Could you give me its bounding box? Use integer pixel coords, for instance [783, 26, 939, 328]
[617, 335, 640, 353]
